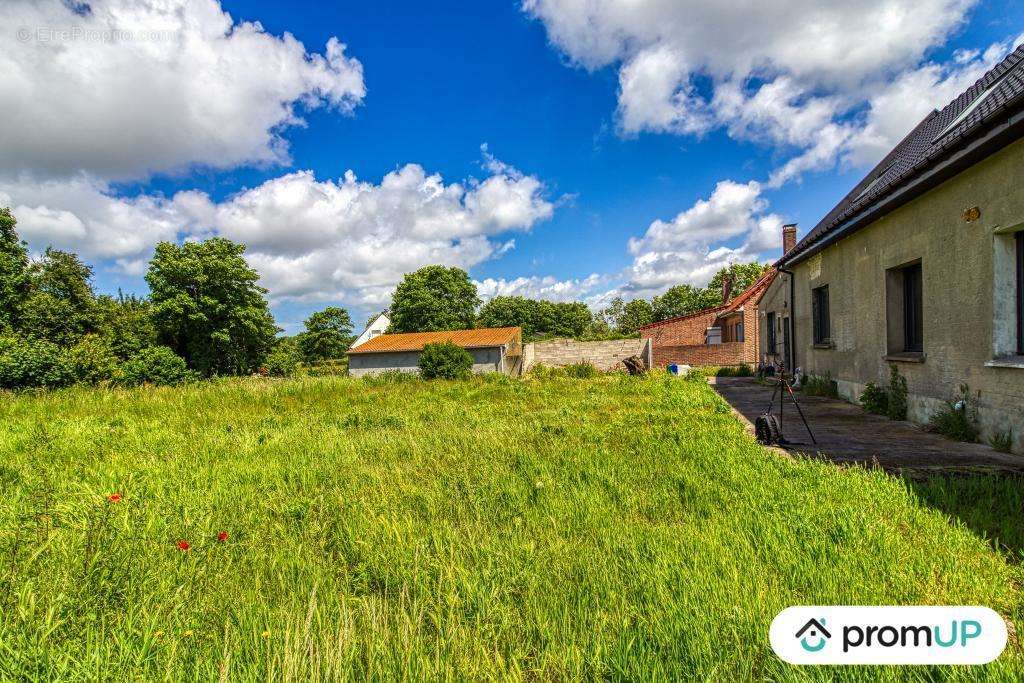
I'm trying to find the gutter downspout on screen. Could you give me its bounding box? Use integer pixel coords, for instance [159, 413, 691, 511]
[779, 267, 796, 374]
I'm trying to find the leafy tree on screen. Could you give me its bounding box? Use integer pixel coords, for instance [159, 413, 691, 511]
[297, 307, 354, 363]
[418, 341, 473, 380]
[708, 262, 771, 302]
[390, 266, 480, 333]
[478, 296, 536, 335]
[477, 296, 592, 340]
[652, 284, 719, 321]
[21, 248, 99, 346]
[551, 302, 592, 338]
[95, 292, 158, 360]
[599, 296, 626, 331]
[146, 238, 278, 376]
[616, 299, 654, 335]
[0, 208, 30, 333]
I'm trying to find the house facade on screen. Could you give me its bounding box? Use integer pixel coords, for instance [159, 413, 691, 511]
[640, 268, 776, 368]
[350, 312, 390, 349]
[347, 327, 523, 377]
[760, 45, 1024, 453]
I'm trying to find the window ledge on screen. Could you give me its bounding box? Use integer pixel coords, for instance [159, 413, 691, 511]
[884, 353, 926, 363]
[985, 357, 1024, 370]
[813, 341, 835, 350]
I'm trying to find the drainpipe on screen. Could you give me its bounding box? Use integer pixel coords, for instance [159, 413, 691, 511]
[779, 267, 796, 374]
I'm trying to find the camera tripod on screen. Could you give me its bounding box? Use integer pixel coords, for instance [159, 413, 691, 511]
[756, 365, 816, 446]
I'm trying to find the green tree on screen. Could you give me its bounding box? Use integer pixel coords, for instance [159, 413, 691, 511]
[95, 292, 158, 360]
[0, 208, 30, 333]
[708, 262, 771, 302]
[616, 299, 654, 335]
[146, 238, 278, 376]
[652, 284, 719, 321]
[390, 266, 480, 333]
[477, 296, 536, 335]
[21, 248, 100, 346]
[551, 302, 592, 338]
[298, 307, 354, 363]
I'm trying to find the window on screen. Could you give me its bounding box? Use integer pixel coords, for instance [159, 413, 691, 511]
[736, 320, 745, 343]
[766, 311, 777, 354]
[812, 286, 830, 345]
[903, 263, 924, 353]
[1017, 231, 1023, 355]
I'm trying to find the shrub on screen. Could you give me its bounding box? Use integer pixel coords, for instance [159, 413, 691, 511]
[117, 346, 195, 387]
[65, 334, 120, 384]
[716, 364, 753, 378]
[989, 430, 1014, 454]
[860, 382, 889, 415]
[802, 372, 838, 398]
[564, 362, 598, 379]
[928, 384, 979, 443]
[886, 364, 908, 421]
[418, 341, 473, 380]
[0, 336, 73, 389]
[264, 339, 301, 377]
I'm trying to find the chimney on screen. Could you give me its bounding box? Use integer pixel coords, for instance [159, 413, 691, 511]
[782, 223, 798, 254]
[722, 275, 732, 303]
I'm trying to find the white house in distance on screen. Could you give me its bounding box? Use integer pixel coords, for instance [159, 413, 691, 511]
[350, 312, 390, 349]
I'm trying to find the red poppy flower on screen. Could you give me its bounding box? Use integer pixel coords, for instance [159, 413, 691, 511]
[177, 540, 191, 551]
[107, 493, 122, 503]
[217, 531, 228, 543]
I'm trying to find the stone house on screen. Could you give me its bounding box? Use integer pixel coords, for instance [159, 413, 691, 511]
[760, 45, 1024, 453]
[640, 267, 777, 368]
[347, 327, 522, 377]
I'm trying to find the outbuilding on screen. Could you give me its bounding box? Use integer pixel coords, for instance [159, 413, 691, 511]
[347, 327, 523, 377]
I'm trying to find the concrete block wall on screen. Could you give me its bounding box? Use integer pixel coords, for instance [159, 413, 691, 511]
[524, 338, 646, 372]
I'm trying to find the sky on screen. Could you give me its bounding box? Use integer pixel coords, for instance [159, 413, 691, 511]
[2, 1, 1023, 333]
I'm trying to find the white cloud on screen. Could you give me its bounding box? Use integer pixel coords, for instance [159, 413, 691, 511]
[0, 0, 365, 181]
[524, 0, 1024, 182]
[620, 180, 784, 297]
[475, 274, 606, 304]
[1, 159, 555, 304]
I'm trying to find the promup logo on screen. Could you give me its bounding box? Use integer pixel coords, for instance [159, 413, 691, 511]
[770, 607, 1007, 665]
[795, 618, 831, 652]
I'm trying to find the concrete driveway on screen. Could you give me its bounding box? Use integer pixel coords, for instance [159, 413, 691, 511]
[710, 377, 1024, 474]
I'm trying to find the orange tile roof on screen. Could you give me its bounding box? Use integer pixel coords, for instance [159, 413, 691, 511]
[347, 327, 521, 354]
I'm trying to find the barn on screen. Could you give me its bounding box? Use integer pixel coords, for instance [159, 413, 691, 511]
[347, 327, 523, 378]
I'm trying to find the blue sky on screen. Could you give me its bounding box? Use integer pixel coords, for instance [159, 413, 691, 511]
[2, 0, 1023, 332]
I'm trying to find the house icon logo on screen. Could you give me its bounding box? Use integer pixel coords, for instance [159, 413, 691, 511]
[795, 618, 831, 652]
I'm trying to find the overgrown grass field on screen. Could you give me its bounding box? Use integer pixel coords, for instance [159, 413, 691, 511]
[0, 374, 1021, 680]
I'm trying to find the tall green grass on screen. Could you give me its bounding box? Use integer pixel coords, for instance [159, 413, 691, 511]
[0, 374, 1020, 680]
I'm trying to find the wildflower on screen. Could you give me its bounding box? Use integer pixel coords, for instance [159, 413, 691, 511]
[177, 540, 191, 551]
[107, 493, 122, 503]
[184, 630, 194, 637]
[154, 630, 165, 638]
[217, 531, 228, 543]
[262, 630, 271, 639]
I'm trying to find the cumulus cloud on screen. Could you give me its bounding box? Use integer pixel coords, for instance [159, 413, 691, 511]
[475, 274, 606, 304]
[620, 180, 784, 297]
[1, 160, 555, 304]
[0, 0, 365, 181]
[524, 1, 1024, 181]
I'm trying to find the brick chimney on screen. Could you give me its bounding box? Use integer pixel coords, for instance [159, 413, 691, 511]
[782, 223, 797, 254]
[722, 275, 732, 303]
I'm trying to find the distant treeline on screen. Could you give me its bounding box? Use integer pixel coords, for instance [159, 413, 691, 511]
[0, 205, 769, 389]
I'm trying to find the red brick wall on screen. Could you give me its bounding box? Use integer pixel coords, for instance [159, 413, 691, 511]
[653, 342, 750, 368]
[640, 310, 720, 347]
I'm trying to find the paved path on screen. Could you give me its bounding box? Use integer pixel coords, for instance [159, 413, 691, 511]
[710, 377, 1024, 474]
